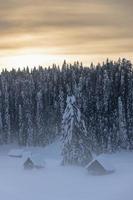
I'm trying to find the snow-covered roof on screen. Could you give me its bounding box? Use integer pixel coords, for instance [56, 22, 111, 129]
[24, 153, 45, 167]
[8, 149, 24, 157]
[86, 154, 115, 171]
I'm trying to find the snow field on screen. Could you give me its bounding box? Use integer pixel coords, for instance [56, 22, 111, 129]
[0, 143, 132, 200]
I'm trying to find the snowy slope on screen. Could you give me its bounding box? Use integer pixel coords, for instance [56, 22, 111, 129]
[0, 143, 132, 200]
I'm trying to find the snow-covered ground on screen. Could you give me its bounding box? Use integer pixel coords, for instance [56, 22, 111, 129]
[0, 142, 133, 200]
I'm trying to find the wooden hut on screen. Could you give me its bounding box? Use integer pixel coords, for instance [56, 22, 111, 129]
[23, 154, 45, 170]
[86, 156, 115, 175]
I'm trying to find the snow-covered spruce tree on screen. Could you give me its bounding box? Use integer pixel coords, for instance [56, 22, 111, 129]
[118, 97, 129, 149]
[18, 104, 24, 145]
[0, 90, 3, 144]
[0, 112, 3, 144]
[36, 90, 45, 145]
[4, 85, 11, 143]
[27, 111, 34, 146]
[61, 95, 92, 166]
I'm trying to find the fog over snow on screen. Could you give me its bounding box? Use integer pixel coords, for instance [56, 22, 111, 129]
[0, 142, 132, 200]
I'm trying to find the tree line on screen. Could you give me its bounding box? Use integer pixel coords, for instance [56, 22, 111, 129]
[0, 58, 133, 153]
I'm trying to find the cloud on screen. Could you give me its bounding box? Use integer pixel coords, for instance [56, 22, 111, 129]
[0, 0, 132, 57]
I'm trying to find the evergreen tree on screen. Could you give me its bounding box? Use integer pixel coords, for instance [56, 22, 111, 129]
[18, 104, 24, 145]
[27, 111, 34, 146]
[61, 95, 92, 166]
[36, 90, 45, 145]
[4, 85, 11, 143]
[0, 112, 3, 144]
[0, 90, 3, 144]
[118, 97, 129, 149]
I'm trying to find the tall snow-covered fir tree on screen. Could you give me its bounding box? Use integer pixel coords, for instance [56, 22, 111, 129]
[118, 97, 129, 149]
[36, 90, 45, 145]
[61, 95, 92, 166]
[0, 90, 3, 144]
[4, 85, 11, 143]
[0, 112, 3, 144]
[27, 111, 34, 146]
[18, 104, 24, 145]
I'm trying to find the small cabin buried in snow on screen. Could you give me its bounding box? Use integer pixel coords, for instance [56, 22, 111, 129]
[23, 155, 45, 170]
[8, 149, 24, 158]
[86, 156, 115, 175]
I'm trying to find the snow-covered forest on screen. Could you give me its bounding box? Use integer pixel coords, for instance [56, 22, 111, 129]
[0, 58, 133, 153]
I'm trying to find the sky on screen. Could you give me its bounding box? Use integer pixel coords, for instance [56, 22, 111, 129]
[0, 0, 133, 69]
